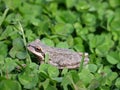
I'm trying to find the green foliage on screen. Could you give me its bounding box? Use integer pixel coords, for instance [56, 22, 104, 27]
[41, 38, 55, 47]
[0, 0, 120, 89]
[2, 58, 17, 73]
[18, 64, 39, 89]
[0, 79, 21, 90]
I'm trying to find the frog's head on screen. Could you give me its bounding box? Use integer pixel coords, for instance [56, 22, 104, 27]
[27, 39, 45, 60]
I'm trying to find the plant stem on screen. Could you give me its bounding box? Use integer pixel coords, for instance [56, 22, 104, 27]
[18, 22, 31, 64]
[0, 8, 9, 26]
[79, 53, 85, 72]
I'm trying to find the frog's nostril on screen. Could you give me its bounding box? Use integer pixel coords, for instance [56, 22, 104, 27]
[27, 44, 30, 47]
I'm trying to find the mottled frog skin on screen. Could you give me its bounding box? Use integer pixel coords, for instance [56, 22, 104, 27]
[27, 39, 89, 69]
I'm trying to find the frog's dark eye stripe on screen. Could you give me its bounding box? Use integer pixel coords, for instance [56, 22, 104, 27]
[28, 45, 42, 52]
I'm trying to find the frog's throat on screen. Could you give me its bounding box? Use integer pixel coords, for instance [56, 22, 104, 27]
[33, 51, 44, 60]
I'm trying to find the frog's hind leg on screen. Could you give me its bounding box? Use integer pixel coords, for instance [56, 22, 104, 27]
[78, 52, 89, 65]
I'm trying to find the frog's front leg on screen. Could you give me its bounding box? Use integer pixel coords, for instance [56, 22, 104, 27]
[38, 56, 45, 64]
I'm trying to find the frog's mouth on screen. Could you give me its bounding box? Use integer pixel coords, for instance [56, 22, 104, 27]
[27, 45, 45, 60]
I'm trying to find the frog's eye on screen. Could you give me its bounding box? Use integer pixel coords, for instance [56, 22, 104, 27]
[35, 46, 45, 57]
[35, 46, 42, 52]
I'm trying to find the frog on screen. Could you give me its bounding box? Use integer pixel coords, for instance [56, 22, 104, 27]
[27, 39, 89, 69]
